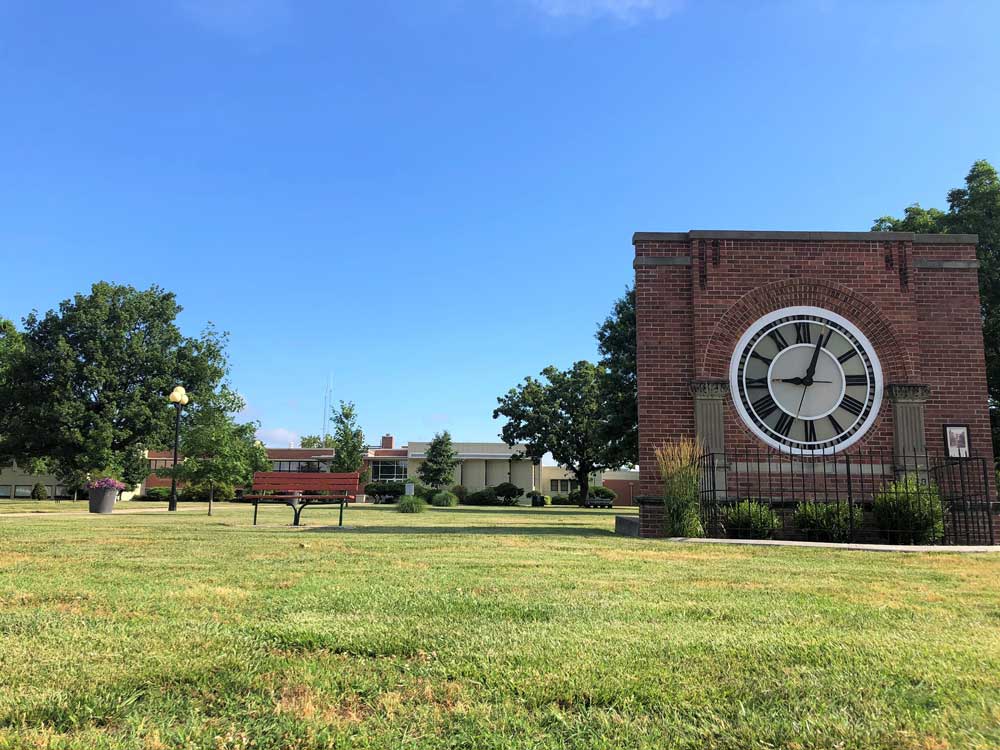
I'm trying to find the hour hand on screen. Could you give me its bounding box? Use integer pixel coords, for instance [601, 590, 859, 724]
[772, 378, 832, 385]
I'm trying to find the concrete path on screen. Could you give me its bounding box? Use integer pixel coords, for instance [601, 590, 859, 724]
[0, 507, 199, 519]
[665, 536, 1000, 553]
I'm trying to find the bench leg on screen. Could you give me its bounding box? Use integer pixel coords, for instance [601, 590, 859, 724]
[292, 504, 303, 527]
[339, 499, 345, 527]
[253, 501, 259, 526]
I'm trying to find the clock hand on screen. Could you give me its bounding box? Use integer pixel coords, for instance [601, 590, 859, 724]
[794, 384, 808, 419]
[803, 325, 827, 384]
[772, 378, 832, 385]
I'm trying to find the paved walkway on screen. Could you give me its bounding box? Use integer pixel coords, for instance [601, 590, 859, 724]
[665, 536, 1000, 553]
[0, 507, 199, 519]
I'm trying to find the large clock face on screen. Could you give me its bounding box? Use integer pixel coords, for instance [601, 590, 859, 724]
[729, 306, 883, 453]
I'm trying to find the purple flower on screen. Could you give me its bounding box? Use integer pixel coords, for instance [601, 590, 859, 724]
[86, 478, 127, 490]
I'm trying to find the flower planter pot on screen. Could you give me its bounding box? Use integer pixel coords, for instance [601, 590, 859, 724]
[89, 487, 117, 514]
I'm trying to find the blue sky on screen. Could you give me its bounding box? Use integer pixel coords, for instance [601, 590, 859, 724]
[2, 0, 998, 447]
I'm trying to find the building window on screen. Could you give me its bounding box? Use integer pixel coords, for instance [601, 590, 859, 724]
[549, 479, 578, 494]
[271, 461, 321, 472]
[0, 485, 11, 498]
[148, 458, 174, 470]
[371, 460, 407, 482]
[14, 485, 32, 498]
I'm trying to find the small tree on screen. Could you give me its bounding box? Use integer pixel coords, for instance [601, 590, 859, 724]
[329, 401, 366, 478]
[30, 482, 48, 500]
[167, 387, 269, 515]
[494, 361, 626, 507]
[418, 431, 459, 488]
[300, 434, 335, 448]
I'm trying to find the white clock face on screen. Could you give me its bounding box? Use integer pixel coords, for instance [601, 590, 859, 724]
[729, 307, 883, 453]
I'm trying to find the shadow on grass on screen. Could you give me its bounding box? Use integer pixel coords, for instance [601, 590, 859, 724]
[305, 524, 615, 538]
[358, 505, 634, 519]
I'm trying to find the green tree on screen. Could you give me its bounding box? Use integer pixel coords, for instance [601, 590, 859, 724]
[328, 401, 367, 476]
[418, 431, 459, 488]
[596, 286, 638, 466]
[168, 387, 269, 515]
[300, 434, 335, 449]
[120, 447, 151, 493]
[494, 361, 624, 507]
[0, 282, 228, 477]
[873, 159, 1000, 459]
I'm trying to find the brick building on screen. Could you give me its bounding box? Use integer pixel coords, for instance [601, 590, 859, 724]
[634, 230, 995, 540]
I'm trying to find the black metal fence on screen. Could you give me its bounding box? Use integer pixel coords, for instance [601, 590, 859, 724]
[696, 448, 996, 545]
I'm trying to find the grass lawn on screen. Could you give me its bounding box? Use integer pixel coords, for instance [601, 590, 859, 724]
[1, 504, 999, 749]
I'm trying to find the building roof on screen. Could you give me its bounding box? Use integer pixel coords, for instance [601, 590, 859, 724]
[406, 441, 526, 460]
[633, 230, 978, 245]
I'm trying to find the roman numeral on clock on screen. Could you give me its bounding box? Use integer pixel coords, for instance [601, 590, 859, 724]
[795, 322, 811, 344]
[752, 393, 779, 418]
[828, 414, 844, 435]
[768, 328, 789, 351]
[750, 351, 773, 366]
[804, 420, 817, 443]
[841, 394, 865, 416]
[837, 349, 858, 364]
[746, 377, 768, 388]
[774, 412, 794, 437]
[844, 374, 868, 387]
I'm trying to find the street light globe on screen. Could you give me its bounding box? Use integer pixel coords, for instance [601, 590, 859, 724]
[169, 385, 187, 403]
[180, 394, 189, 405]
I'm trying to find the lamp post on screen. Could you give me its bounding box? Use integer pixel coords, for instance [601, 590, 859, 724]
[167, 385, 189, 512]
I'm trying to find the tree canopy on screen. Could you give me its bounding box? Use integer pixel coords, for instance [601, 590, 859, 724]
[873, 159, 1000, 457]
[494, 361, 625, 506]
[0, 282, 228, 479]
[299, 434, 335, 449]
[596, 286, 638, 466]
[418, 431, 459, 488]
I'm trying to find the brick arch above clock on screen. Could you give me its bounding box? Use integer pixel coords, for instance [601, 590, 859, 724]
[699, 277, 916, 384]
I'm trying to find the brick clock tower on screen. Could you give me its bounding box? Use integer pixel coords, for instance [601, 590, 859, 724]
[633, 230, 995, 540]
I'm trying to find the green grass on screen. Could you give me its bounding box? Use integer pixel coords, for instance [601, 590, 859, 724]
[1, 504, 998, 749]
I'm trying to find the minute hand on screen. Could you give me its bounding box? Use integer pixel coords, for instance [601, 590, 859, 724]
[803, 327, 826, 382]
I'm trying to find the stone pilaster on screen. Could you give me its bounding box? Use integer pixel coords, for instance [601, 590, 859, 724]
[887, 384, 931, 472]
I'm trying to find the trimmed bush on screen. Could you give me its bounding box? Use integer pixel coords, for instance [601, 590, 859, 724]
[430, 490, 459, 507]
[30, 482, 49, 500]
[145, 487, 170, 501]
[494, 482, 523, 506]
[873, 475, 945, 544]
[794, 502, 862, 543]
[408, 482, 434, 500]
[463, 487, 499, 506]
[569, 486, 617, 503]
[549, 494, 575, 506]
[397, 495, 426, 513]
[450, 485, 468, 502]
[179, 483, 235, 502]
[722, 500, 780, 539]
[364, 481, 405, 504]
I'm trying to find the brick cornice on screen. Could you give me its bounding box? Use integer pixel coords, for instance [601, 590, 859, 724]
[633, 230, 978, 245]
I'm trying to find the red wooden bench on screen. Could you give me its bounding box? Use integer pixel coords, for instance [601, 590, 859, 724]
[242, 471, 359, 527]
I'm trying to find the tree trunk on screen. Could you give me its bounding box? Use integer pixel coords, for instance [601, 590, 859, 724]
[577, 471, 590, 508]
[208, 483, 214, 516]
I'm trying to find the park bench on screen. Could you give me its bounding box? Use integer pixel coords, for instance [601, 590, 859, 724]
[243, 471, 359, 527]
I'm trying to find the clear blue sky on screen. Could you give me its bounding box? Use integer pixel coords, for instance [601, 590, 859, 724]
[2, 1, 998, 446]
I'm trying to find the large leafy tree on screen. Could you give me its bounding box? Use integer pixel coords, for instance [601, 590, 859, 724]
[596, 286, 638, 466]
[873, 159, 1000, 458]
[494, 361, 626, 506]
[169, 387, 269, 515]
[328, 401, 367, 476]
[418, 431, 459, 488]
[0, 282, 228, 478]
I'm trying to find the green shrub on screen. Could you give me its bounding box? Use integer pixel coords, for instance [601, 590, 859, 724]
[178, 482, 235, 501]
[30, 482, 48, 500]
[364, 481, 405, 504]
[873, 475, 945, 544]
[549, 494, 575, 506]
[397, 495, 426, 513]
[145, 487, 170, 501]
[793, 502, 862, 542]
[430, 490, 459, 507]
[527, 491, 551, 507]
[722, 500, 780, 539]
[568, 486, 616, 503]
[494, 482, 523, 506]
[463, 487, 498, 506]
[656, 439, 704, 537]
[450, 485, 468, 502]
[408, 482, 434, 499]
